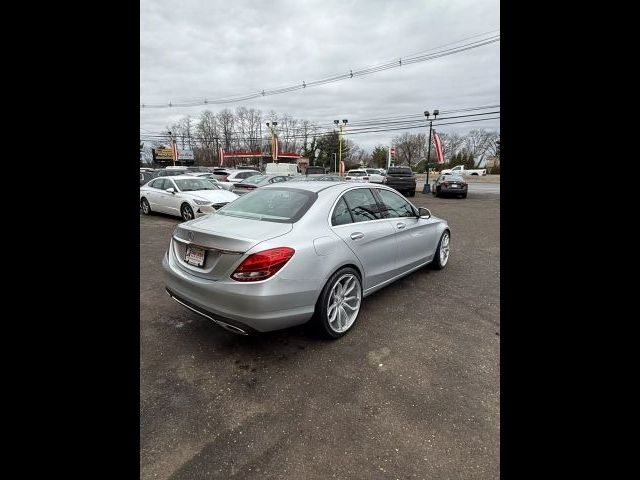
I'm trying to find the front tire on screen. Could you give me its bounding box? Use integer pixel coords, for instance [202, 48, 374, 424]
[431, 231, 450, 270]
[315, 267, 362, 339]
[181, 203, 195, 221]
[141, 198, 152, 215]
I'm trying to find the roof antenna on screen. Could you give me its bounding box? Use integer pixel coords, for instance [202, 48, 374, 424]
[350, 70, 353, 78]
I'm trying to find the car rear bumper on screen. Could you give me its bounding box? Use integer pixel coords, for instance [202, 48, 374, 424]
[162, 253, 319, 333]
[439, 187, 468, 194]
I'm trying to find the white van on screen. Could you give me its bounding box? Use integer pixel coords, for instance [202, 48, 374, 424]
[265, 163, 301, 176]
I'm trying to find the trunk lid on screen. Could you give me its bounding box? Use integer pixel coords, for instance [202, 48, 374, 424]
[172, 214, 292, 280]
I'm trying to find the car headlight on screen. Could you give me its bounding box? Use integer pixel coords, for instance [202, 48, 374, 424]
[193, 199, 211, 206]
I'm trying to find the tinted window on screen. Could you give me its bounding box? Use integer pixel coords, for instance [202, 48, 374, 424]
[217, 188, 317, 223]
[376, 189, 416, 218]
[387, 167, 413, 175]
[342, 188, 385, 222]
[348, 171, 367, 177]
[331, 198, 353, 226]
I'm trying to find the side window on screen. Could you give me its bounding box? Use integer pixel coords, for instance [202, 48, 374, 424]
[376, 189, 416, 218]
[151, 179, 165, 190]
[331, 198, 354, 226]
[164, 179, 176, 190]
[342, 188, 385, 222]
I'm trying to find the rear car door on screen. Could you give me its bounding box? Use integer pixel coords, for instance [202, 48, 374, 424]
[330, 188, 398, 291]
[375, 188, 440, 271]
[146, 179, 167, 212]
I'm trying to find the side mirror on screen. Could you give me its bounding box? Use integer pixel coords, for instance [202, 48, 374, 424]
[166, 187, 175, 194]
[417, 207, 431, 219]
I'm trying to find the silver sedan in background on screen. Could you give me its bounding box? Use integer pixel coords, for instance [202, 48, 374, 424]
[163, 181, 451, 338]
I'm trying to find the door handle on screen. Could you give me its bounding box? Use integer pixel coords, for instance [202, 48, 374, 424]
[350, 232, 364, 240]
[396, 223, 406, 229]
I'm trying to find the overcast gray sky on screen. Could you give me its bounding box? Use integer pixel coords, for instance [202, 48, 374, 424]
[140, 0, 499, 152]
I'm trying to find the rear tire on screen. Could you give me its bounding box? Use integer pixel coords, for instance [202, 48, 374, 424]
[409, 190, 416, 197]
[431, 231, 450, 270]
[435, 187, 440, 198]
[141, 198, 152, 215]
[462, 193, 467, 199]
[314, 267, 362, 339]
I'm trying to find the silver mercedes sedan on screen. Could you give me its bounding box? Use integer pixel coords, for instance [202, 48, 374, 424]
[163, 181, 451, 338]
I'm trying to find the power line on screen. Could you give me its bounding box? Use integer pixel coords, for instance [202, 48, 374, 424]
[139, 113, 499, 145]
[140, 32, 499, 109]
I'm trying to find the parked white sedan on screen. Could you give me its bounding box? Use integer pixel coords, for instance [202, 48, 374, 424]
[140, 175, 239, 221]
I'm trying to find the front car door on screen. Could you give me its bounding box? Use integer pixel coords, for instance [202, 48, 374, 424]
[374, 187, 440, 272]
[330, 187, 398, 292]
[160, 178, 184, 216]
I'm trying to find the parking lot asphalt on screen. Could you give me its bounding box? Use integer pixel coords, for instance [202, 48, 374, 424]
[140, 186, 500, 480]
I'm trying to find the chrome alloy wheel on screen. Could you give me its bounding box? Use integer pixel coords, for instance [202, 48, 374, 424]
[327, 273, 362, 333]
[181, 204, 194, 221]
[440, 232, 450, 266]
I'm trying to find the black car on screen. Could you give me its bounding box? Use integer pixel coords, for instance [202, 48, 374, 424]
[382, 166, 417, 196]
[432, 174, 468, 198]
[305, 166, 325, 175]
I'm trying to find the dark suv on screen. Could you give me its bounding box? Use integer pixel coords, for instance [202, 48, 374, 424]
[383, 166, 417, 196]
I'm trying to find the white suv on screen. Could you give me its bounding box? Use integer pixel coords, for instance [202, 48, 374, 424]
[225, 170, 262, 183]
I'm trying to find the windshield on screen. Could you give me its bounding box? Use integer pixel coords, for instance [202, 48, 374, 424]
[348, 171, 367, 176]
[444, 175, 464, 181]
[174, 178, 220, 191]
[217, 188, 317, 223]
[242, 175, 268, 185]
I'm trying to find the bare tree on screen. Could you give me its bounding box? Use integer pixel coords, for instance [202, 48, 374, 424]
[464, 129, 498, 167]
[216, 109, 235, 151]
[437, 132, 464, 163]
[393, 132, 427, 167]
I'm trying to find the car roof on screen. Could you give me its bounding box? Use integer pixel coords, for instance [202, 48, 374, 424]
[154, 175, 206, 180]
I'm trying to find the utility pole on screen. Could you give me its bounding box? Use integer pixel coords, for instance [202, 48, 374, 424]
[333, 119, 348, 175]
[421, 109, 439, 193]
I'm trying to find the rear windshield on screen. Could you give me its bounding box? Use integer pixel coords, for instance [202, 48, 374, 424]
[348, 171, 367, 176]
[387, 167, 413, 174]
[217, 188, 317, 223]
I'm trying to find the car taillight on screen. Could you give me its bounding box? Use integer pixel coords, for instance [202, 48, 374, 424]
[221, 175, 229, 181]
[363, 176, 370, 181]
[442, 182, 449, 187]
[345, 176, 351, 180]
[231, 247, 295, 282]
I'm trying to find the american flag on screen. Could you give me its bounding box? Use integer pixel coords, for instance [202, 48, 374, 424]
[433, 131, 444, 164]
[218, 145, 225, 166]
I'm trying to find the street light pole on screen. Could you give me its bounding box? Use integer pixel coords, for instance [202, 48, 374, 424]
[422, 110, 439, 193]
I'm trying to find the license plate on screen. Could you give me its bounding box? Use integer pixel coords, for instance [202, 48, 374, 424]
[185, 244, 206, 267]
[450, 184, 459, 188]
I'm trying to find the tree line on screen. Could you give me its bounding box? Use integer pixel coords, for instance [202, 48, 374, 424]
[141, 107, 499, 172]
[368, 129, 500, 173]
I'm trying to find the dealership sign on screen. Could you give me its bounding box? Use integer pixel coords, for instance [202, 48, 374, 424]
[153, 148, 194, 161]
